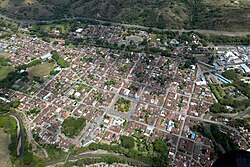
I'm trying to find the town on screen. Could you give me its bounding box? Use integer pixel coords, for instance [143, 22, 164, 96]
[0, 21, 250, 167]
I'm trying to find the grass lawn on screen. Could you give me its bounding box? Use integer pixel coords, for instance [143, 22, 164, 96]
[0, 66, 14, 81]
[27, 63, 54, 79]
[68, 43, 76, 48]
[41, 24, 68, 34]
[150, 34, 157, 42]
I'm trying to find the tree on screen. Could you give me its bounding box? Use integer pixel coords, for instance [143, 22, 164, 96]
[23, 152, 34, 165]
[153, 140, 168, 154]
[222, 70, 237, 81]
[51, 50, 70, 68]
[61, 117, 86, 138]
[210, 103, 229, 113]
[161, 49, 171, 57]
[120, 136, 135, 149]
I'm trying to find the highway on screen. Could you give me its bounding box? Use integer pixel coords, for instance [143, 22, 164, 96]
[1, 14, 250, 36]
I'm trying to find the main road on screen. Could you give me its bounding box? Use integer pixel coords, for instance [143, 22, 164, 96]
[1, 13, 250, 36]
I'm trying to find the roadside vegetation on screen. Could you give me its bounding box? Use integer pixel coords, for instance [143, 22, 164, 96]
[63, 155, 139, 166]
[87, 137, 168, 166]
[230, 117, 250, 132]
[17, 59, 42, 70]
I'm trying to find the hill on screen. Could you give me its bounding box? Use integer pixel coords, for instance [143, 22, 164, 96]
[1, 0, 250, 31]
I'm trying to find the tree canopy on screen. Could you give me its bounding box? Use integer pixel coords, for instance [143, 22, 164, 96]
[61, 117, 86, 138]
[120, 136, 135, 149]
[153, 140, 168, 154]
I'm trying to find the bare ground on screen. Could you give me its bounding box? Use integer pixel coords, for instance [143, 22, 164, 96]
[0, 129, 12, 167]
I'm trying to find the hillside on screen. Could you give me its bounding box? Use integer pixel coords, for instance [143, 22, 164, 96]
[1, 0, 250, 31]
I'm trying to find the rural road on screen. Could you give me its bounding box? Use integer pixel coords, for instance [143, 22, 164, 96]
[1, 113, 25, 157]
[10, 113, 25, 157]
[1, 13, 250, 36]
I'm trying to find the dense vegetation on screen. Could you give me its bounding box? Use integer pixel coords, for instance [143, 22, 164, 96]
[0, 100, 20, 113]
[120, 136, 135, 149]
[153, 140, 168, 154]
[64, 155, 138, 166]
[17, 59, 42, 70]
[210, 103, 229, 113]
[192, 124, 238, 156]
[0, 70, 28, 88]
[0, 116, 18, 157]
[44, 144, 67, 160]
[208, 70, 250, 113]
[1, 0, 250, 31]
[51, 50, 70, 68]
[210, 124, 239, 153]
[88, 139, 168, 167]
[61, 117, 86, 138]
[0, 57, 10, 66]
[231, 117, 250, 132]
[221, 70, 250, 98]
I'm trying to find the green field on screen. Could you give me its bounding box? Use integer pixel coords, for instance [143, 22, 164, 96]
[40, 24, 68, 34]
[27, 63, 54, 79]
[0, 66, 14, 81]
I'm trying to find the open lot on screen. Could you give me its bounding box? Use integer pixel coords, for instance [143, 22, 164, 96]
[27, 63, 54, 79]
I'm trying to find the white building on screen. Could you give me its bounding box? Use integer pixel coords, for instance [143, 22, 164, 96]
[76, 28, 84, 33]
[40, 53, 52, 60]
[240, 64, 250, 73]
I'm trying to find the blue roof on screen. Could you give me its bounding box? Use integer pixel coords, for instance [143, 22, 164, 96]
[200, 75, 206, 82]
[191, 132, 196, 138]
[166, 125, 171, 131]
[217, 77, 230, 84]
[214, 66, 221, 71]
[215, 73, 232, 83]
